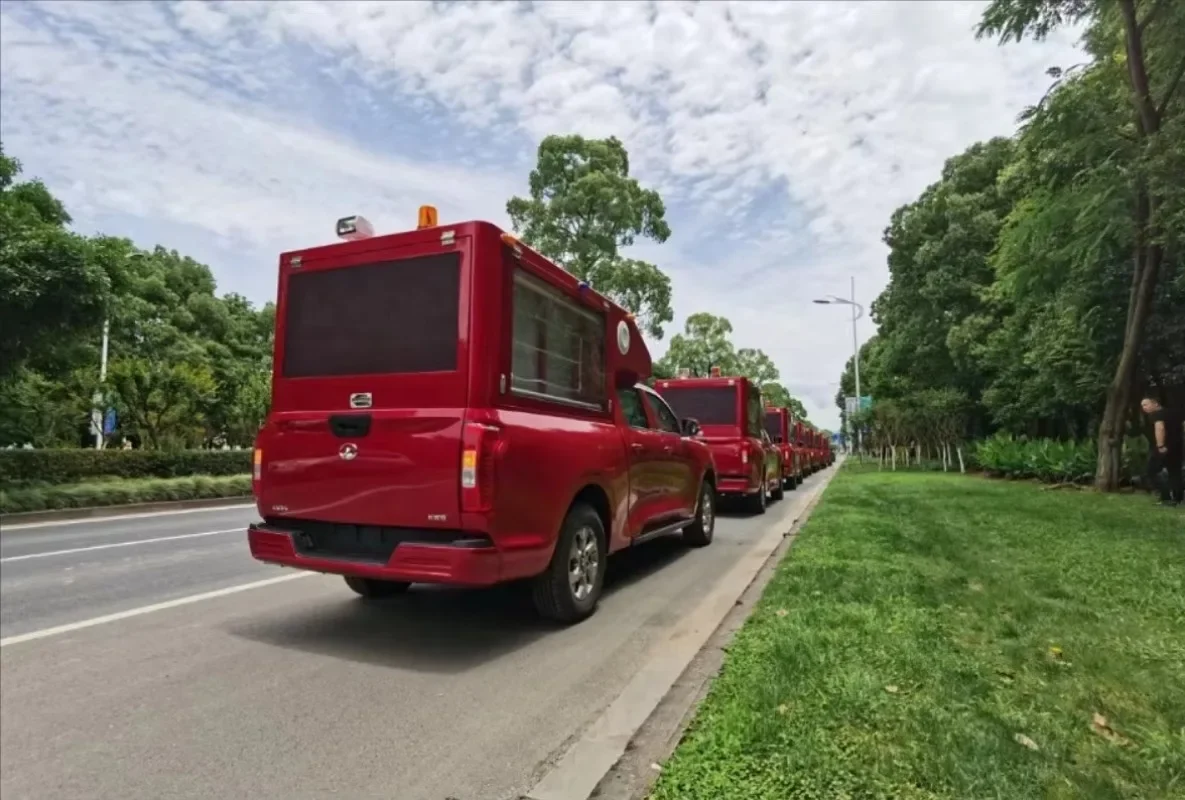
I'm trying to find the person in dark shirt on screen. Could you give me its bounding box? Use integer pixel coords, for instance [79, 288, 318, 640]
[1141, 397, 1183, 506]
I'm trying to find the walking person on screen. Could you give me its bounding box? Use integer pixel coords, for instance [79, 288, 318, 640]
[1141, 397, 1183, 507]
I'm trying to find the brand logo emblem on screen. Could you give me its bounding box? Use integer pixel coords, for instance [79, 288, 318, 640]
[339, 443, 358, 461]
[349, 392, 373, 409]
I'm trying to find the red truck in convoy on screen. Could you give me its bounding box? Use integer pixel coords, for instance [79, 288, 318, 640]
[248, 212, 717, 624]
[653, 373, 783, 513]
[764, 406, 801, 490]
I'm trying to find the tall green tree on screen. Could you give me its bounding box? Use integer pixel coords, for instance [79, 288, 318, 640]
[978, 0, 1185, 488]
[0, 145, 110, 378]
[507, 135, 674, 337]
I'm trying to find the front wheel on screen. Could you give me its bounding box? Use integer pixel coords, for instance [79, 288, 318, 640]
[771, 472, 785, 501]
[683, 481, 716, 547]
[344, 576, 411, 598]
[532, 503, 606, 624]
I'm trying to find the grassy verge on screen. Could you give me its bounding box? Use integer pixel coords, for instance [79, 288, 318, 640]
[652, 468, 1185, 800]
[0, 474, 251, 514]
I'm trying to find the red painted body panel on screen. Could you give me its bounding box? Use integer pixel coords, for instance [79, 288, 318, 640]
[764, 406, 801, 479]
[250, 220, 712, 588]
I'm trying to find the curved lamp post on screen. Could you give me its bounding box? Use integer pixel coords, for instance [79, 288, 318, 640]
[814, 277, 864, 452]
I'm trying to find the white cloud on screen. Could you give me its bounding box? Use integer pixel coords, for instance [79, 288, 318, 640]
[0, 0, 1082, 427]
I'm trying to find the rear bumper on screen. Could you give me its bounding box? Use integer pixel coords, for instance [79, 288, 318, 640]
[247, 523, 548, 587]
[717, 476, 760, 495]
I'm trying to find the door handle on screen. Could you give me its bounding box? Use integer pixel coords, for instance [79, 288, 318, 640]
[631, 443, 645, 452]
[663, 445, 674, 454]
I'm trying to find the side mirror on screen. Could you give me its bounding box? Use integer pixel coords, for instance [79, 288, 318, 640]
[679, 417, 701, 437]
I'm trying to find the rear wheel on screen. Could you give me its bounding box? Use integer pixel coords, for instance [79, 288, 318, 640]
[747, 478, 768, 515]
[682, 481, 716, 547]
[532, 503, 606, 624]
[771, 471, 785, 501]
[784, 472, 798, 491]
[344, 576, 411, 598]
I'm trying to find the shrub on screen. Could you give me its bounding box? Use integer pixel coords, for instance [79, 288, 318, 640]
[0, 475, 252, 514]
[0, 449, 250, 487]
[973, 434, 1148, 485]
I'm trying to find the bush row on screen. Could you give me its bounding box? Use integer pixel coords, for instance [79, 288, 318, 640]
[0, 449, 251, 487]
[0, 475, 252, 515]
[973, 434, 1150, 485]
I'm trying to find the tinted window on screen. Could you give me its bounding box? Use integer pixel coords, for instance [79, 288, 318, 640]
[660, 386, 737, 426]
[746, 388, 763, 438]
[764, 411, 782, 440]
[282, 253, 460, 378]
[642, 390, 681, 434]
[617, 388, 650, 428]
[512, 270, 606, 408]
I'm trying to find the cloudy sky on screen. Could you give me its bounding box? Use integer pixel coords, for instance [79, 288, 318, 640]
[0, 0, 1082, 428]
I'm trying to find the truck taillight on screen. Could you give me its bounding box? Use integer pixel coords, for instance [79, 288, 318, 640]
[253, 447, 263, 481]
[741, 445, 749, 465]
[461, 421, 503, 513]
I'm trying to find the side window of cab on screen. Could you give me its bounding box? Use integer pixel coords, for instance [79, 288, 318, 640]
[640, 388, 680, 434]
[617, 387, 651, 429]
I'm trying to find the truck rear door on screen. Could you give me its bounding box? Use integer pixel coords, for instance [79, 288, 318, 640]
[257, 235, 472, 529]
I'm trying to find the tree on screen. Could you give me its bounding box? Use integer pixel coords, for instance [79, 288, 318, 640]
[978, 0, 1185, 489]
[0, 144, 110, 378]
[507, 135, 674, 337]
[657, 313, 738, 377]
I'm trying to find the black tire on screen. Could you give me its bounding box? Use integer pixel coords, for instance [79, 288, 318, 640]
[747, 479, 768, 515]
[771, 472, 785, 501]
[784, 472, 798, 491]
[532, 503, 606, 625]
[344, 576, 411, 598]
[682, 480, 716, 547]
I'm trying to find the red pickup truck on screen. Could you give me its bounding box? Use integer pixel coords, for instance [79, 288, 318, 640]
[653, 374, 783, 513]
[764, 406, 801, 490]
[248, 213, 717, 624]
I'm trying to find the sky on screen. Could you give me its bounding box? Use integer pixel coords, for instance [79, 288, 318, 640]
[0, 0, 1083, 429]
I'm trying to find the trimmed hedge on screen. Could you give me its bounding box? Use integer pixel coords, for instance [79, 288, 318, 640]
[0, 449, 251, 487]
[0, 475, 252, 515]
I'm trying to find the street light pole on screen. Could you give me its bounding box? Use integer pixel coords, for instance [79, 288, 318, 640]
[92, 317, 109, 450]
[851, 276, 861, 454]
[813, 280, 864, 454]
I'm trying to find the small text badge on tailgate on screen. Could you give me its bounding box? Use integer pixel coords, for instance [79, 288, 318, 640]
[349, 392, 373, 409]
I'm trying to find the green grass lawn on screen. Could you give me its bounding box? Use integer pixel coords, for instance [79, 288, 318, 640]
[652, 468, 1185, 800]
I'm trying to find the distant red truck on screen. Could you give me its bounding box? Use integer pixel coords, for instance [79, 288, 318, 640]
[764, 406, 802, 490]
[653, 374, 783, 513]
[249, 212, 717, 624]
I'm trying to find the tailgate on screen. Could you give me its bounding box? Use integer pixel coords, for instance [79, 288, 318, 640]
[257, 409, 463, 528]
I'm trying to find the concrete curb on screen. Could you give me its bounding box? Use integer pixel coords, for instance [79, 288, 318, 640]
[0, 495, 253, 527]
[524, 464, 840, 800]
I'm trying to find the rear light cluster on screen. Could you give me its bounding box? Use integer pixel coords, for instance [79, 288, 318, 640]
[461, 419, 505, 513]
[253, 447, 263, 481]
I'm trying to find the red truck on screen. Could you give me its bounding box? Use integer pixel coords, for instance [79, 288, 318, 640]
[248, 212, 717, 624]
[653, 374, 783, 513]
[764, 406, 801, 490]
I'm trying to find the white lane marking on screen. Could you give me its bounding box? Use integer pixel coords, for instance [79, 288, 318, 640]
[1, 503, 255, 531]
[0, 529, 244, 563]
[0, 572, 314, 648]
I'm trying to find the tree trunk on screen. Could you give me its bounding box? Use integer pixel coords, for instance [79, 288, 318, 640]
[891, 445, 897, 471]
[1096, 192, 1162, 490]
[957, 446, 966, 474]
[1099, 0, 1167, 492]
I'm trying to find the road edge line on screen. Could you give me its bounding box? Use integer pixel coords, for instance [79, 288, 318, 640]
[525, 465, 840, 800]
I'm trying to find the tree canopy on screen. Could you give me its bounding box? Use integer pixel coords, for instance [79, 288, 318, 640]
[839, 0, 1185, 490]
[507, 135, 675, 338]
[0, 146, 274, 449]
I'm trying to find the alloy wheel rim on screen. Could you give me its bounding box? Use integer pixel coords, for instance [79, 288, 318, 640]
[701, 489, 714, 535]
[568, 526, 599, 602]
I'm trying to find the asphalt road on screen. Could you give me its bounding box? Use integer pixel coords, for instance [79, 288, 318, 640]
[0, 474, 830, 800]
